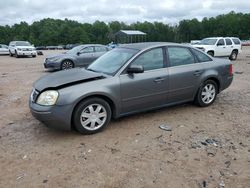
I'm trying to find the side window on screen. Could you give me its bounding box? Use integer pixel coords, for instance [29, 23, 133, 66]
[217, 39, 225, 46]
[232, 38, 241, 45]
[168, 47, 195, 67]
[225, 39, 232, 45]
[95, 46, 108, 52]
[81, 47, 94, 53]
[131, 48, 164, 71]
[191, 48, 212, 62]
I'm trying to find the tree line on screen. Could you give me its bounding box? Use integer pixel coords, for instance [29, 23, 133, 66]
[0, 11, 249, 46]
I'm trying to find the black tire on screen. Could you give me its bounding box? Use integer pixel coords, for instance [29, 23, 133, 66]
[207, 51, 214, 57]
[9, 51, 13, 57]
[61, 60, 74, 70]
[229, 50, 238, 61]
[195, 80, 218, 107]
[15, 50, 19, 58]
[73, 98, 112, 134]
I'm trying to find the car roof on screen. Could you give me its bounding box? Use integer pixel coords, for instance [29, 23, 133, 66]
[79, 44, 106, 48]
[118, 42, 186, 50]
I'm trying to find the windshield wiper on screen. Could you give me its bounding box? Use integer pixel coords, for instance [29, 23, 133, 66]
[86, 68, 100, 73]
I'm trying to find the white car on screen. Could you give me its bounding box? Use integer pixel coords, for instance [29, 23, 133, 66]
[9, 41, 37, 58]
[0, 44, 9, 55]
[192, 37, 242, 60]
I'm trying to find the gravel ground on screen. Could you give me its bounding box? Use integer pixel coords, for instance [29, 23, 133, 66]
[0, 48, 250, 188]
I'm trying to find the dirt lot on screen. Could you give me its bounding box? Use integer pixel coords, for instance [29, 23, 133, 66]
[0, 48, 250, 188]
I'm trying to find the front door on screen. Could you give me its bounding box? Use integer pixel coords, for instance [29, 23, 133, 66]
[215, 39, 227, 56]
[119, 48, 169, 114]
[78, 46, 95, 66]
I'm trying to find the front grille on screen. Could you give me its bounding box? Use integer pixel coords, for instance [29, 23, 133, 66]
[31, 89, 39, 102]
[23, 48, 33, 51]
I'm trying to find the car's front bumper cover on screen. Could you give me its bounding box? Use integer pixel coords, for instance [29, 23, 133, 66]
[29, 99, 73, 131]
[44, 59, 61, 70]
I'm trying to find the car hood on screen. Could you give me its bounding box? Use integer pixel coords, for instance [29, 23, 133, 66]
[16, 46, 34, 49]
[34, 68, 106, 91]
[46, 53, 72, 59]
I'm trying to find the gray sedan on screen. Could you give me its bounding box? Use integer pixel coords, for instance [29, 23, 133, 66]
[30, 42, 233, 134]
[44, 44, 109, 70]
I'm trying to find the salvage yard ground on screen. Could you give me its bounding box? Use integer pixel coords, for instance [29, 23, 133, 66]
[0, 48, 250, 188]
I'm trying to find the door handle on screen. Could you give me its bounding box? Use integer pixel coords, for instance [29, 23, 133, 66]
[154, 77, 165, 83]
[194, 70, 202, 76]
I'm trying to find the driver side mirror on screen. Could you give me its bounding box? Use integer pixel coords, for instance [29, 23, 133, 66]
[77, 52, 81, 56]
[127, 65, 144, 74]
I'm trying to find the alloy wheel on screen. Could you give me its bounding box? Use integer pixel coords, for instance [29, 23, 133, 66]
[61, 61, 73, 70]
[201, 83, 216, 104]
[80, 104, 107, 131]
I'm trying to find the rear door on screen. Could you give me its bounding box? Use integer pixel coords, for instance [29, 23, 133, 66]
[94, 46, 108, 59]
[225, 38, 234, 56]
[119, 47, 169, 114]
[166, 46, 205, 103]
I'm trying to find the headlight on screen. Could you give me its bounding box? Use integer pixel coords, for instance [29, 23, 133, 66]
[36, 90, 59, 106]
[49, 57, 61, 62]
[17, 48, 22, 51]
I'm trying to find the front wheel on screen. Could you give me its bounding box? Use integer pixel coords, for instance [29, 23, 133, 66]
[61, 60, 74, 70]
[9, 51, 13, 57]
[73, 98, 112, 134]
[195, 80, 218, 107]
[15, 50, 19, 58]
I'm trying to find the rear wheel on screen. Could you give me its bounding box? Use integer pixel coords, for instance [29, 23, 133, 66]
[195, 80, 218, 107]
[73, 98, 112, 134]
[61, 60, 74, 70]
[229, 50, 238, 61]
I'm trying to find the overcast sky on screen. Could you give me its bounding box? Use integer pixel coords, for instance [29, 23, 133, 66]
[0, 0, 250, 25]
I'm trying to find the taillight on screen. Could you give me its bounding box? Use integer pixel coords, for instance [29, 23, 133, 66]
[229, 64, 233, 76]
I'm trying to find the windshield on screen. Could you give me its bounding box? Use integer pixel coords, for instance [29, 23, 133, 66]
[16, 41, 31, 46]
[200, 38, 217, 45]
[87, 48, 138, 75]
[66, 45, 83, 54]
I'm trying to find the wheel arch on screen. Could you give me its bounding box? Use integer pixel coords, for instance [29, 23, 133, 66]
[201, 76, 221, 93]
[70, 94, 117, 130]
[61, 59, 75, 68]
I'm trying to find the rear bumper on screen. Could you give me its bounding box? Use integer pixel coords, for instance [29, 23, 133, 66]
[220, 75, 233, 92]
[29, 99, 73, 131]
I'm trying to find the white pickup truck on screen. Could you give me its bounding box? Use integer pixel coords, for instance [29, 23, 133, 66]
[192, 37, 242, 60]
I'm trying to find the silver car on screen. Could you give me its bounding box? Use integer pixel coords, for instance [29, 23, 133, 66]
[0, 44, 9, 55]
[44, 44, 109, 70]
[30, 42, 233, 134]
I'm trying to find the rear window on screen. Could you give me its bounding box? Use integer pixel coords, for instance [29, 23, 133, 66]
[232, 38, 241, 45]
[168, 47, 195, 67]
[191, 48, 212, 62]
